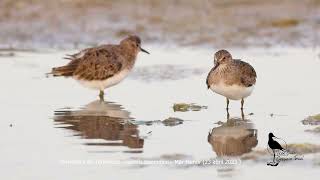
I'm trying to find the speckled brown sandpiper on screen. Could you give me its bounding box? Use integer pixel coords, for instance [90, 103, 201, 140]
[206, 49, 257, 110]
[50, 35, 149, 101]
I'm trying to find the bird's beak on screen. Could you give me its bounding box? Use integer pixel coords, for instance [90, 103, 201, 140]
[140, 47, 150, 54]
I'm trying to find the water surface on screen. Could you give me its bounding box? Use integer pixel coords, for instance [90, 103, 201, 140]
[1, 47, 320, 179]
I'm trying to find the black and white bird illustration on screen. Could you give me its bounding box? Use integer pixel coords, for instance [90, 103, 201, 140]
[267, 133, 285, 166]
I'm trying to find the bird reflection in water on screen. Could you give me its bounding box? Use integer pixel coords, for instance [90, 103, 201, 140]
[54, 100, 144, 151]
[208, 110, 258, 156]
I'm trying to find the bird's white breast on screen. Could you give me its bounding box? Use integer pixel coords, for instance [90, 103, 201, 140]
[75, 69, 130, 90]
[210, 83, 254, 100]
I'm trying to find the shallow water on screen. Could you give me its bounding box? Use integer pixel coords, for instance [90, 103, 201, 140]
[1, 47, 320, 179]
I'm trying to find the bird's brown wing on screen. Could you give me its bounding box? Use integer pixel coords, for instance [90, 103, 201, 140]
[51, 45, 122, 79]
[235, 60, 257, 87]
[64, 45, 110, 60]
[51, 57, 81, 77]
[73, 46, 122, 81]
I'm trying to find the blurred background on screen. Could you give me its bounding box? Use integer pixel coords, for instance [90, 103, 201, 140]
[0, 0, 319, 49]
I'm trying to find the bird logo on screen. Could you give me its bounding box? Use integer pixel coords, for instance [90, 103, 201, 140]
[267, 133, 288, 166]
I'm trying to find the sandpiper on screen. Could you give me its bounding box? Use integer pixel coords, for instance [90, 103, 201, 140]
[206, 49, 256, 110]
[50, 35, 149, 101]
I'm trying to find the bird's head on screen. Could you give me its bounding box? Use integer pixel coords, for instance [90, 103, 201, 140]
[269, 133, 275, 139]
[120, 35, 150, 55]
[214, 49, 232, 65]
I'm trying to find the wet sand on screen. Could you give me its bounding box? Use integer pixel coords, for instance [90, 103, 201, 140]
[1, 0, 319, 49]
[1, 46, 320, 179]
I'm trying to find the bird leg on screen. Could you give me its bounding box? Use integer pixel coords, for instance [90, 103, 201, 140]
[272, 149, 275, 163]
[226, 98, 230, 110]
[241, 98, 244, 110]
[241, 108, 244, 120]
[226, 108, 230, 120]
[99, 90, 104, 101]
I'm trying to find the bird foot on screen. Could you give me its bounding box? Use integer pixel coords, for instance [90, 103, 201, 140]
[267, 161, 279, 166]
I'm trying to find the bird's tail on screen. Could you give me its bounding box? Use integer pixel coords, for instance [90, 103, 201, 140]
[47, 65, 76, 77]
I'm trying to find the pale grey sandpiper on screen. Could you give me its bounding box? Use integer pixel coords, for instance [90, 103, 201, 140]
[50, 35, 150, 101]
[206, 49, 257, 110]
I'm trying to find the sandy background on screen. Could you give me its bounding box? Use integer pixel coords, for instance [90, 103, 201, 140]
[1, 0, 319, 49]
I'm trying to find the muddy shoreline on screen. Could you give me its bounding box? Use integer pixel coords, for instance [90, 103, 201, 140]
[1, 0, 319, 49]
